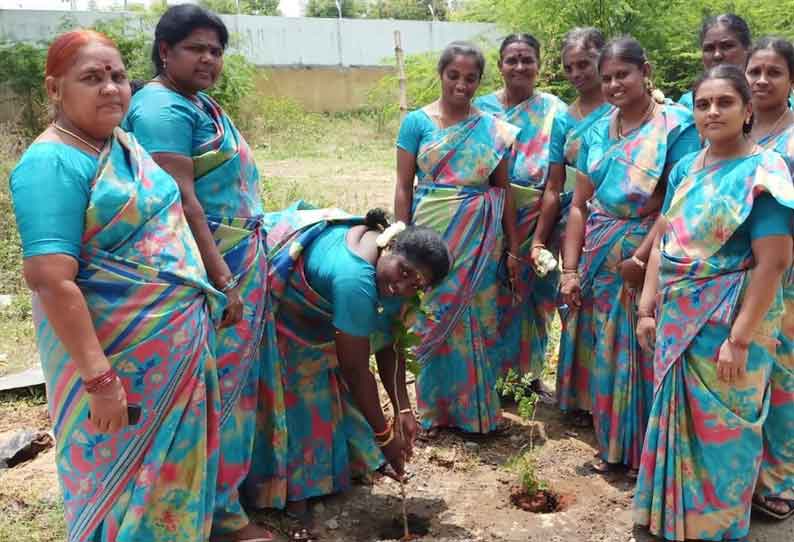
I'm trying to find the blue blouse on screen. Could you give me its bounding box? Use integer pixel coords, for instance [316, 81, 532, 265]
[303, 225, 402, 338]
[10, 142, 97, 259]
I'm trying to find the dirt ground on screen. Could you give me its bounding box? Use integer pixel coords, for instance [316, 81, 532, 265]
[4, 395, 793, 542]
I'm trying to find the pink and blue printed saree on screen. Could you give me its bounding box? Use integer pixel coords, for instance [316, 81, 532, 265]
[32, 129, 222, 542]
[634, 149, 794, 541]
[398, 107, 518, 433]
[558, 103, 698, 468]
[475, 91, 569, 381]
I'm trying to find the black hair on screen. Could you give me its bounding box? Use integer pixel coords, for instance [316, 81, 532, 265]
[437, 41, 486, 80]
[699, 13, 751, 49]
[364, 208, 390, 231]
[499, 33, 541, 63]
[393, 227, 451, 287]
[151, 4, 229, 75]
[598, 36, 647, 71]
[561, 27, 606, 59]
[364, 208, 451, 287]
[130, 79, 146, 95]
[749, 37, 794, 82]
[692, 64, 753, 133]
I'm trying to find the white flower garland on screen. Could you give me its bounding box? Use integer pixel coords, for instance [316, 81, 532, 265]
[376, 221, 406, 248]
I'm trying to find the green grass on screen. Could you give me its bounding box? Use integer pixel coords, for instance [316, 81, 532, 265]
[0, 488, 66, 542]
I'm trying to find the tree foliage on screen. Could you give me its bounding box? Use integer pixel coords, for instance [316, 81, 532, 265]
[199, 0, 281, 16]
[448, 0, 794, 102]
[367, 0, 448, 21]
[305, 0, 363, 18]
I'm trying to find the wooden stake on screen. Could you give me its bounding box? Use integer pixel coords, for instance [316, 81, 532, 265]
[394, 30, 408, 122]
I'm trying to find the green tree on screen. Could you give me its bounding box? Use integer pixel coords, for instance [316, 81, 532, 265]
[305, 0, 362, 18]
[199, 0, 281, 16]
[367, 0, 448, 21]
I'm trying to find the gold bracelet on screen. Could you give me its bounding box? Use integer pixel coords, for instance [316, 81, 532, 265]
[531, 242, 545, 250]
[376, 426, 395, 447]
[373, 420, 392, 438]
[505, 251, 522, 262]
[399, 408, 413, 414]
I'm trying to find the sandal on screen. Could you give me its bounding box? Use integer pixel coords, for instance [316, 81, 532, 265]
[753, 494, 794, 520]
[589, 459, 616, 474]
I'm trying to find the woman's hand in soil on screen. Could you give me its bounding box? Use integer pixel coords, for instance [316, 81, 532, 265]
[219, 284, 244, 328]
[398, 411, 418, 459]
[381, 432, 409, 480]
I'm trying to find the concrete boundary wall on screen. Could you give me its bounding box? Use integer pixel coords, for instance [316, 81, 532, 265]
[0, 10, 500, 67]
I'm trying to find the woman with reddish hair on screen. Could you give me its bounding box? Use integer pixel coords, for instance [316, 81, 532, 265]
[10, 29, 221, 541]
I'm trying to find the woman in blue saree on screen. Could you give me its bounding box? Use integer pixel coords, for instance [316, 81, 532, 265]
[634, 64, 794, 541]
[247, 204, 449, 538]
[11, 31, 221, 542]
[474, 33, 568, 404]
[746, 38, 794, 521]
[123, 5, 276, 541]
[555, 27, 614, 419]
[560, 37, 700, 477]
[394, 41, 520, 435]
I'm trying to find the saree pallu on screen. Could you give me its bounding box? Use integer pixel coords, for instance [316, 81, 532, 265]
[757, 126, 794, 500]
[249, 204, 384, 504]
[476, 92, 570, 379]
[634, 151, 794, 541]
[189, 93, 270, 534]
[40, 129, 222, 542]
[411, 111, 517, 434]
[562, 103, 615, 193]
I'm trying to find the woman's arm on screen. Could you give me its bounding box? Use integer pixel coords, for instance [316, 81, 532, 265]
[150, 152, 241, 328]
[394, 148, 417, 223]
[561, 171, 593, 271]
[24, 255, 128, 432]
[531, 163, 564, 252]
[374, 345, 417, 455]
[719, 234, 793, 383]
[636, 228, 664, 352]
[335, 332, 408, 475]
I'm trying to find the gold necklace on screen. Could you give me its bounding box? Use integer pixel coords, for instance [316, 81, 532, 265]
[52, 123, 105, 154]
[617, 99, 655, 139]
[754, 107, 790, 142]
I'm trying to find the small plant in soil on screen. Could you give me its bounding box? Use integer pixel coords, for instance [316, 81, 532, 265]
[495, 369, 539, 421]
[508, 452, 570, 514]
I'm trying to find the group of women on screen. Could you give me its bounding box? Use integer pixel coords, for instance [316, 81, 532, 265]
[8, 2, 794, 541]
[393, 10, 794, 542]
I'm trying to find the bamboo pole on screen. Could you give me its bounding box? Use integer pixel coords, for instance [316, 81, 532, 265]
[394, 30, 408, 122]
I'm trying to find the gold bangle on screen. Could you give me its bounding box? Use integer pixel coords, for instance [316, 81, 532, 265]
[376, 427, 395, 448]
[373, 421, 392, 438]
[399, 408, 413, 414]
[637, 310, 654, 318]
[505, 251, 522, 262]
[531, 242, 545, 250]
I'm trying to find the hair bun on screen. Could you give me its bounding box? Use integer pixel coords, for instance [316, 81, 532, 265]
[364, 208, 390, 231]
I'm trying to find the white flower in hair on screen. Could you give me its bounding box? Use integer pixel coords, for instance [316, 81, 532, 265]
[376, 221, 407, 248]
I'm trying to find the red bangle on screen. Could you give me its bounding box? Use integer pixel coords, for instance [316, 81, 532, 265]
[83, 368, 118, 394]
[373, 420, 392, 438]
